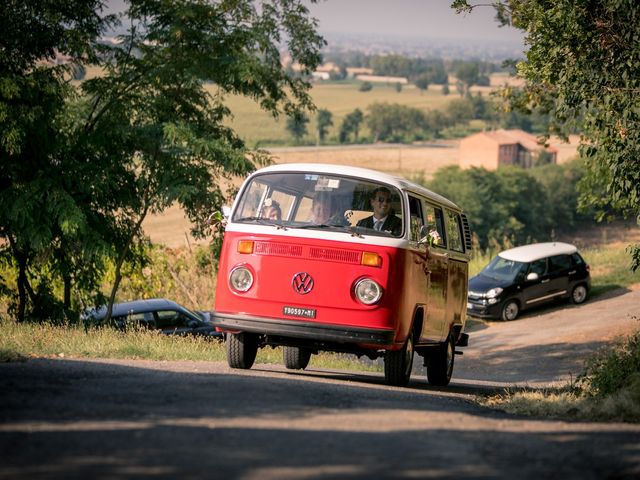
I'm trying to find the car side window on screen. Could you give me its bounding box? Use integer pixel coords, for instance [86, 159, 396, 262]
[571, 253, 585, 266]
[528, 258, 547, 276]
[156, 310, 184, 329]
[548, 254, 572, 273]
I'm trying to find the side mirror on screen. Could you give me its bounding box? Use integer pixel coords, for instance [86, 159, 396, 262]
[207, 207, 231, 227]
[526, 272, 539, 281]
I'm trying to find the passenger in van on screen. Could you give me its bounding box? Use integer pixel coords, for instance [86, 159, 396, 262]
[357, 187, 402, 236]
[310, 192, 348, 225]
[261, 199, 282, 221]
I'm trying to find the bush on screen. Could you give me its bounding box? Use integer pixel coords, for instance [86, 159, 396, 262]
[358, 81, 373, 92]
[578, 331, 640, 398]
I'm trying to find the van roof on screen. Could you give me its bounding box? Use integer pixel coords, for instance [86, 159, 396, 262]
[253, 163, 461, 211]
[499, 242, 578, 263]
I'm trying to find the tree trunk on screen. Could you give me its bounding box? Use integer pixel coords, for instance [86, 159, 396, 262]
[105, 205, 150, 324]
[63, 274, 71, 310]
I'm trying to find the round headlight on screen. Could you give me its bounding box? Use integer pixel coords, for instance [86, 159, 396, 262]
[486, 287, 503, 299]
[229, 266, 254, 292]
[354, 278, 383, 305]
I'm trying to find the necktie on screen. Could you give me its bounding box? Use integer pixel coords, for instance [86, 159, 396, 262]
[374, 220, 383, 231]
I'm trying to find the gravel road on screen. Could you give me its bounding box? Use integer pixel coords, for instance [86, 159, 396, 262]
[1, 287, 639, 479]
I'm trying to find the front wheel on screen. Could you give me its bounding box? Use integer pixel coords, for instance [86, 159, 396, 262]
[427, 334, 455, 386]
[283, 346, 312, 370]
[384, 331, 414, 387]
[226, 332, 258, 369]
[571, 284, 588, 304]
[501, 300, 520, 321]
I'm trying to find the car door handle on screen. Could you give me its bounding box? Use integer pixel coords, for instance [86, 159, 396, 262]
[569, 270, 576, 274]
[541, 279, 550, 283]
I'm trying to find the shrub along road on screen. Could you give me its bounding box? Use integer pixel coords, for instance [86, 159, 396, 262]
[0, 286, 639, 479]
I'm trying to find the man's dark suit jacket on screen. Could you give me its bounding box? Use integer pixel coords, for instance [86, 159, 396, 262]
[356, 214, 402, 236]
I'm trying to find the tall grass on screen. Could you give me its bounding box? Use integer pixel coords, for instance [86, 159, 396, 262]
[0, 320, 382, 372]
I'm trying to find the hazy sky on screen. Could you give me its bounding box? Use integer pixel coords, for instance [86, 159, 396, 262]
[306, 0, 524, 44]
[105, 0, 524, 46]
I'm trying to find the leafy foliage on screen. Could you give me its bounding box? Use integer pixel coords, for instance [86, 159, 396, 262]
[316, 109, 333, 143]
[0, 0, 324, 322]
[426, 161, 588, 249]
[453, 0, 640, 270]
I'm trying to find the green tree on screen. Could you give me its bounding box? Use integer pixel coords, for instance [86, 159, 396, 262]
[0, 0, 324, 322]
[414, 74, 430, 94]
[366, 102, 428, 143]
[427, 166, 557, 249]
[358, 81, 373, 92]
[339, 108, 364, 143]
[286, 111, 310, 143]
[453, 0, 640, 270]
[0, 0, 114, 321]
[316, 109, 333, 144]
[454, 61, 479, 96]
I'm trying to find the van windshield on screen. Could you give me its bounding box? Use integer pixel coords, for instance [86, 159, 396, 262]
[233, 172, 404, 237]
[480, 256, 526, 282]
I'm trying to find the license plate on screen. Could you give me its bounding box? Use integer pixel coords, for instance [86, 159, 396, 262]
[283, 306, 316, 319]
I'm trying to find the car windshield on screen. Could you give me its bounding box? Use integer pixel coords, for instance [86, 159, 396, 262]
[480, 255, 526, 282]
[232, 172, 404, 237]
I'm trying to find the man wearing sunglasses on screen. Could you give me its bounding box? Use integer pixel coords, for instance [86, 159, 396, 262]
[356, 186, 402, 236]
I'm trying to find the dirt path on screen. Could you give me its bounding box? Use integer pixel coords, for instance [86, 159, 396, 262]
[453, 284, 640, 388]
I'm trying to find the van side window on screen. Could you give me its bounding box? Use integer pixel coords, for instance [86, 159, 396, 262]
[445, 210, 464, 252]
[423, 203, 446, 247]
[408, 195, 424, 242]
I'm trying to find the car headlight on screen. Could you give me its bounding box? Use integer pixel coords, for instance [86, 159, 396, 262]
[229, 265, 254, 292]
[486, 287, 503, 299]
[354, 278, 383, 305]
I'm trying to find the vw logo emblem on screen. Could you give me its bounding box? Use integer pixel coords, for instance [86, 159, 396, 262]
[292, 272, 314, 294]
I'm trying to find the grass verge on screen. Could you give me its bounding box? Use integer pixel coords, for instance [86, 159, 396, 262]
[481, 330, 640, 423]
[0, 320, 382, 372]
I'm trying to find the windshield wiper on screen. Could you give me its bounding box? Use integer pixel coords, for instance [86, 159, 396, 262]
[235, 217, 287, 230]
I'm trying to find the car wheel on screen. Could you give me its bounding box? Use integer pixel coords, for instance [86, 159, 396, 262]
[501, 300, 519, 321]
[384, 330, 414, 387]
[571, 284, 588, 304]
[427, 333, 455, 386]
[226, 332, 258, 369]
[283, 346, 312, 370]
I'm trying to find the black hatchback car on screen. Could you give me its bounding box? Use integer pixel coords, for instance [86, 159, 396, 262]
[83, 298, 222, 338]
[467, 242, 591, 320]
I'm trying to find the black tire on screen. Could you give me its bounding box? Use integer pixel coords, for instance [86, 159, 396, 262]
[283, 346, 312, 370]
[571, 284, 588, 304]
[426, 333, 455, 386]
[226, 332, 258, 369]
[501, 299, 519, 321]
[384, 331, 414, 387]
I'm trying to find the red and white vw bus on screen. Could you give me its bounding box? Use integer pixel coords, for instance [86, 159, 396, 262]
[212, 163, 472, 386]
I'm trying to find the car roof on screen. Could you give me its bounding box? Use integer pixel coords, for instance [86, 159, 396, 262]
[95, 298, 185, 318]
[250, 163, 462, 211]
[498, 242, 578, 263]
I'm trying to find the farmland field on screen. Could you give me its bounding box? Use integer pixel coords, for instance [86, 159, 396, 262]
[216, 81, 463, 146]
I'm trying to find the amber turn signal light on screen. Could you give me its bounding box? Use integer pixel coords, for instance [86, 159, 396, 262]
[361, 251, 382, 267]
[237, 240, 254, 254]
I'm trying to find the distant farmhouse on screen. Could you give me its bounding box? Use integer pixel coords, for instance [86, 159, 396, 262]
[354, 74, 408, 84]
[459, 129, 558, 170]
